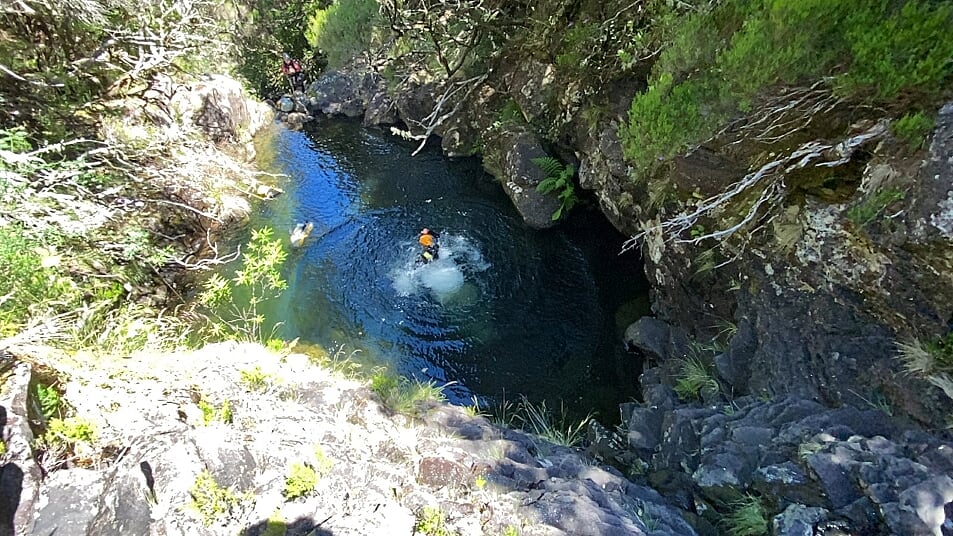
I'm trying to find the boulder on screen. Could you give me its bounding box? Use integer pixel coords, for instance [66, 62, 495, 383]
[488, 127, 562, 229]
[623, 316, 690, 362]
[0, 361, 42, 536]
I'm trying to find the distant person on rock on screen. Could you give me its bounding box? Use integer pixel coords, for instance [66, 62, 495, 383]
[281, 53, 306, 93]
[418, 228, 440, 264]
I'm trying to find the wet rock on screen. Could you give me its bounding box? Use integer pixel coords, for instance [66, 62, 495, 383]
[772, 504, 831, 536]
[310, 69, 365, 117]
[490, 126, 562, 229]
[623, 317, 690, 362]
[752, 462, 825, 507]
[624, 406, 664, 454]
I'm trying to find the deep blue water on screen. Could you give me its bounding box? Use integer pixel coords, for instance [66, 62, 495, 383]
[247, 119, 648, 422]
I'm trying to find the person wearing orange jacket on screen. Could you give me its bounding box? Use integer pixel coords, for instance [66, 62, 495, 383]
[418, 228, 440, 263]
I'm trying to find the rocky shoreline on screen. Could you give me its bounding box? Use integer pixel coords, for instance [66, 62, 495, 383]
[287, 60, 953, 535]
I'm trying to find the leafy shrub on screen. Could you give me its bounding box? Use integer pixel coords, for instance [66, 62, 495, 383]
[622, 0, 953, 171]
[532, 156, 577, 221]
[198, 227, 287, 342]
[305, 0, 382, 69]
[284, 461, 318, 500]
[34, 383, 63, 421]
[622, 73, 726, 172]
[839, 1, 953, 100]
[0, 225, 78, 335]
[189, 470, 248, 526]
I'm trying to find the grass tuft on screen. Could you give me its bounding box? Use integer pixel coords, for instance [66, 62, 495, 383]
[515, 396, 591, 447]
[723, 494, 769, 536]
[370, 369, 446, 416]
[673, 356, 720, 401]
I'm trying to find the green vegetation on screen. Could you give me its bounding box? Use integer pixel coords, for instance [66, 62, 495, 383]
[797, 441, 825, 461]
[234, 0, 319, 96]
[263, 510, 288, 536]
[38, 416, 98, 468]
[515, 396, 590, 447]
[0, 224, 80, 336]
[189, 470, 249, 526]
[34, 383, 64, 422]
[622, 0, 953, 172]
[305, 0, 382, 70]
[532, 156, 578, 221]
[239, 366, 275, 392]
[199, 227, 288, 343]
[897, 334, 953, 401]
[416, 506, 453, 536]
[892, 112, 935, 150]
[198, 398, 234, 425]
[673, 356, 720, 401]
[847, 188, 905, 227]
[284, 461, 318, 500]
[370, 369, 446, 415]
[723, 494, 769, 536]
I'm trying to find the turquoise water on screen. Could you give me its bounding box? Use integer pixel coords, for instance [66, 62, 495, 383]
[247, 119, 648, 421]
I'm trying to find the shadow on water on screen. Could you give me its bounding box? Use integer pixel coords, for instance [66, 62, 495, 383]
[245, 118, 650, 423]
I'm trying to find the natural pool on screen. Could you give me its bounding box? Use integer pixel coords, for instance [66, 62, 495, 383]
[243, 119, 649, 422]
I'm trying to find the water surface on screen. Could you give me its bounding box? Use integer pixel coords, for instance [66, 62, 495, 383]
[249, 120, 648, 421]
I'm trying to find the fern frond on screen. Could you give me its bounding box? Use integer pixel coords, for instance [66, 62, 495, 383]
[531, 156, 564, 178]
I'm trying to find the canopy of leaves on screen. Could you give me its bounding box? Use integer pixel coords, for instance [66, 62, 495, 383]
[622, 0, 953, 171]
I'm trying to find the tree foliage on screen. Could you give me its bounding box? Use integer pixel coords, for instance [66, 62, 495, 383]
[232, 0, 325, 97]
[305, 0, 381, 70]
[621, 0, 953, 173]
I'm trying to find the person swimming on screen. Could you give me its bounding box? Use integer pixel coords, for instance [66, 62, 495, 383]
[418, 228, 439, 263]
[290, 221, 314, 248]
